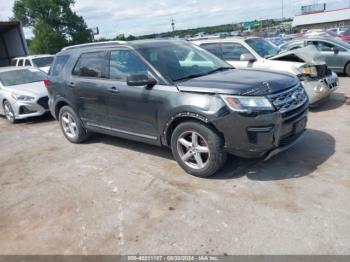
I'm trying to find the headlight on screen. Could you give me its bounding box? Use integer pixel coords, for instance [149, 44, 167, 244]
[11, 93, 35, 101]
[300, 65, 318, 78]
[220, 95, 274, 112]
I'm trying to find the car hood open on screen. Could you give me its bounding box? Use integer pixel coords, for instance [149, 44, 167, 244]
[270, 45, 326, 65]
[177, 69, 298, 96]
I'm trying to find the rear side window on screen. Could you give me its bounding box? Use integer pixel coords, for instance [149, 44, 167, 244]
[201, 43, 223, 59]
[10, 59, 17, 66]
[19, 59, 24, 66]
[73, 52, 106, 78]
[25, 59, 31, 66]
[50, 55, 70, 76]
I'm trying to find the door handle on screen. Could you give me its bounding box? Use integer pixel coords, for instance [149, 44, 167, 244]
[68, 82, 75, 88]
[108, 86, 120, 94]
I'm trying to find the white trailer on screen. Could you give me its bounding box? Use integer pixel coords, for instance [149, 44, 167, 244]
[0, 21, 28, 67]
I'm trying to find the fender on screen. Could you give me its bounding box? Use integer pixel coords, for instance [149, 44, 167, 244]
[51, 96, 76, 119]
[161, 112, 210, 146]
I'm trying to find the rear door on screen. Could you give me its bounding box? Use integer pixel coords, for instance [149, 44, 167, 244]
[68, 51, 111, 126]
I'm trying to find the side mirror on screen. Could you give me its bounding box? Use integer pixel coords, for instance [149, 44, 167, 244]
[126, 74, 157, 87]
[333, 48, 340, 55]
[240, 53, 256, 62]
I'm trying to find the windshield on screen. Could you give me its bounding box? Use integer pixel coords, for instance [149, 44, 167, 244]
[0, 69, 46, 87]
[245, 38, 280, 58]
[32, 57, 54, 68]
[136, 41, 231, 82]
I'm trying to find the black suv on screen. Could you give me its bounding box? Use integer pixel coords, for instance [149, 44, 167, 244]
[47, 40, 308, 177]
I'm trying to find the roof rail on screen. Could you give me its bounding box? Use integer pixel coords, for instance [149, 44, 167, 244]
[62, 40, 128, 51]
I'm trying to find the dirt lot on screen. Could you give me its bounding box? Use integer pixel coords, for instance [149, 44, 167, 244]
[0, 77, 350, 255]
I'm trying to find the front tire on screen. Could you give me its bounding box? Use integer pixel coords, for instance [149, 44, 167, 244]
[171, 121, 227, 177]
[59, 106, 89, 143]
[3, 101, 16, 124]
[345, 63, 350, 77]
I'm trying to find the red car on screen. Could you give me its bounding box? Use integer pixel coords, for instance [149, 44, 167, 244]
[340, 29, 350, 43]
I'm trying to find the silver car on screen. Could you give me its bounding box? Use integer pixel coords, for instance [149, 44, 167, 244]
[280, 36, 350, 76]
[0, 67, 49, 123]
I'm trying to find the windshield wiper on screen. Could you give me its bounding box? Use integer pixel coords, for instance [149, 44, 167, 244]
[205, 67, 233, 75]
[173, 67, 233, 82]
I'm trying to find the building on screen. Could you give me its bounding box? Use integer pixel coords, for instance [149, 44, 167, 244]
[292, 8, 350, 30]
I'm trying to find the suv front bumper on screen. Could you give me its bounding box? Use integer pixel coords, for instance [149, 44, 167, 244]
[213, 101, 308, 159]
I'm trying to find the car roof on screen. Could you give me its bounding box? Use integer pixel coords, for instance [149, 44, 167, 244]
[13, 54, 54, 60]
[0, 66, 41, 73]
[59, 39, 191, 54]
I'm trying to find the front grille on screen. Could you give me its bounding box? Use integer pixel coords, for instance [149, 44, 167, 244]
[37, 96, 49, 109]
[267, 85, 308, 117]
[316, 64, 332, 79]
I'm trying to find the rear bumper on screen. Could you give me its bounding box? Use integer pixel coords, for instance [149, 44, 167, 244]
[212, 101, 308, 159]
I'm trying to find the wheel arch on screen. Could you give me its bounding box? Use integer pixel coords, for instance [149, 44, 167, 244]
[344, 60, 350, 75]
[162, 112, 223, 147]
[53, 98, 73, 119]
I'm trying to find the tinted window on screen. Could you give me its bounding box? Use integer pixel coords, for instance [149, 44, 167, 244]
[25, 59, 31, 66]
[50, 55, 70, 76]
[10, 59, 17, 66]
[73, 52, 105, 78]
[19, 59, 24, 66]
[201, 43, 223, 58]
[0, 68, 46, 86]
[32, 57, 54, 67]
[221, 43, 250, 60]
[109, 50, 148, 81]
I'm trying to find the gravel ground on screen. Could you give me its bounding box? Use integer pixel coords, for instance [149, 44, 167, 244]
[0, 77, 349, 255]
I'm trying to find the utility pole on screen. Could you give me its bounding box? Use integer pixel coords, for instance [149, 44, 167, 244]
[171, 19, 175, 32]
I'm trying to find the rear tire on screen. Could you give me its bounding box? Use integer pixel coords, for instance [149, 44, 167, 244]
[345, 63, 350, 77]
[171, 121, 227, 177]
[59, 106, 89, 143]
[3, 101, 16, 124]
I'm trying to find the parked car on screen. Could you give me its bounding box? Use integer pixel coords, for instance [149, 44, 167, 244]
[0, 67, 49, 123]
[327, 27, 347, 36]
[280, 36, 350, 76]
[11, 55, 55, 73]
[193, 37, 338, 106]
[47, 40, 308, 177]
[339, 29, 350, 43]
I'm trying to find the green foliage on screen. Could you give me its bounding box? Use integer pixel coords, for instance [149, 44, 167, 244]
[13, 0, 91, 54]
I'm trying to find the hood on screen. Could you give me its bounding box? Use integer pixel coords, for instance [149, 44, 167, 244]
[4, 81, 48, 97]
[177, 69, 298, 96]
[270, 46, 326, 65]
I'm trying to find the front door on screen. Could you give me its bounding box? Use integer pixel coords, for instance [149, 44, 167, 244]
[104, 49, 164, 139]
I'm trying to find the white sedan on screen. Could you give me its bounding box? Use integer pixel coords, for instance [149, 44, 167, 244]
[0, 67, 49, 123]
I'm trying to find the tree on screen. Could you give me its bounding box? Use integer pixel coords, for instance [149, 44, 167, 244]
[13, 0, 91, 54]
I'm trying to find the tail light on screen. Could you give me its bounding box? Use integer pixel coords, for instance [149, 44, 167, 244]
[44, 79, 49, 88]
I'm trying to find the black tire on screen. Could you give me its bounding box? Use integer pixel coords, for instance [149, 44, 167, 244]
[58, 106, 89, 143]
[3, 100, 16, 124]
[171, 121, 227, 177]
[345, 63, 350, 77]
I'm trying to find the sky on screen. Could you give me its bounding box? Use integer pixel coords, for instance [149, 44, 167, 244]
[0, 0, 349, 38]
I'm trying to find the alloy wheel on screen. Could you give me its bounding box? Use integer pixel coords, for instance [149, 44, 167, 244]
[176, 131, 210, 170]
[61, 112, 78, 139]
[4, 103, 15, 122]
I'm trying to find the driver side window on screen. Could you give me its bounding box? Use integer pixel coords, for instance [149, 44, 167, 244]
[109, 50, 148, 81]
[308, 41, 345, 52]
